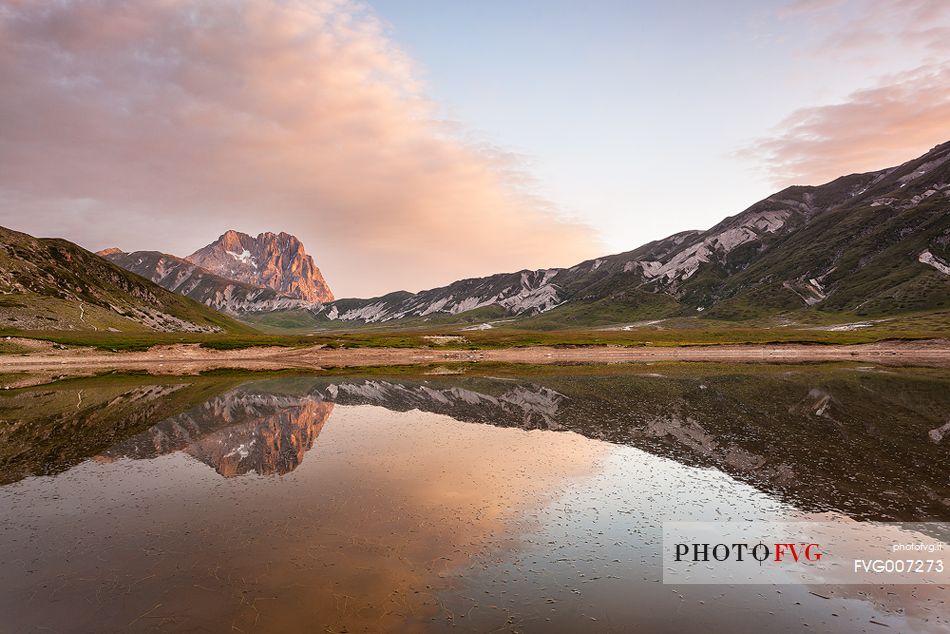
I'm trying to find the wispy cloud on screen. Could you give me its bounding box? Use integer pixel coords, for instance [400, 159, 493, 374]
[740, 63, 950, 185]
[783, 0, 950, 54]
[0, 0, 600, 297]
[743, 1, 950, 186]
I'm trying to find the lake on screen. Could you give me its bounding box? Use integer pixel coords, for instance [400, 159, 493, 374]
[0, 364, 947, 632]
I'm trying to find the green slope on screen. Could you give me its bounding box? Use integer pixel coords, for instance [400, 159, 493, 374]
[0, 225, 254, 335]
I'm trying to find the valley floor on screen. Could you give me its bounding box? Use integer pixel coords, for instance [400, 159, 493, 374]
[1, 339, 948, 387]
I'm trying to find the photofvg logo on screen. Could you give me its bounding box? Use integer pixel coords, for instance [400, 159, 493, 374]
[674, 541, 823, 564]
[663, 522, 949, 585]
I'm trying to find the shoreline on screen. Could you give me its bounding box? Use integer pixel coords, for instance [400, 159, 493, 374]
[0, 340, 947, 384]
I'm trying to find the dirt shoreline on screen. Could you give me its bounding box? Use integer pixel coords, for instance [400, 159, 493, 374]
[0, 339, 948, 384]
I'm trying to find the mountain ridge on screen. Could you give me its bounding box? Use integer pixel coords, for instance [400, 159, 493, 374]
[101, 230, 333, 314]
[7, 143, 946, 334]
[101, 249, 317, 314]
[307, 141, 950, 327]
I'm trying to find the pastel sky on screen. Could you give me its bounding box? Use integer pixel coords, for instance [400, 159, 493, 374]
[1, 0, 948, 297]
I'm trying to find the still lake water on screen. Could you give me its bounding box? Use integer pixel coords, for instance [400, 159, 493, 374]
[0, 364, 947, 633]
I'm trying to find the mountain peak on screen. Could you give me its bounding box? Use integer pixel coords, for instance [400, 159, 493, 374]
[187, 230, 333, 303]
[215, 229, 251, 252]
[95, 247, 124, 257]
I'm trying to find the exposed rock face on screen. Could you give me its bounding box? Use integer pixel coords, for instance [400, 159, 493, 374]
[187, 230, 333, 303]
[100, 230, 333, 313]
[103, 250, 315, 313]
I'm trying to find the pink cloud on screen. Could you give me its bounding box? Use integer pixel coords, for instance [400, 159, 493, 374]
[740, 63, 950, 186]
[0, 0, 601, 297]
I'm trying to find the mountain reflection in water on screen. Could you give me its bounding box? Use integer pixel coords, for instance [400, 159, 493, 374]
[1, 366, 947, 521]
[0, 365, 947, 633]
[98, 392, 333, 477]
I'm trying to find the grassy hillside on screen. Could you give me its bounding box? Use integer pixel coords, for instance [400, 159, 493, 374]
[703, 190, 950, 320]
[0, 225, 254, 335]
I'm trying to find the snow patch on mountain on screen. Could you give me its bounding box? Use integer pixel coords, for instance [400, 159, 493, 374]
[872, 183, 948, 209]
[336, 301, 394, 322]
[919, 250, 950, 275]
[226, 249, 256, 267]
[321, 268, 563, 323]
[497, 281, 561, 313]
[420, 296, 451, 316]
[633, 210, 790, 284]
[783, 280, 826, 306]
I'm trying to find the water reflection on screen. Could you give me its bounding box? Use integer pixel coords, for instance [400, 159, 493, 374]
[99, 389, 333, 477]
[311, 370, 949, 522]
[0, 365, 947, 632]
[2, 368, 948, 519]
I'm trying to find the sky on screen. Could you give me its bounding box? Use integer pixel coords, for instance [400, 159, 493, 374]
[0, 0, 948, 298]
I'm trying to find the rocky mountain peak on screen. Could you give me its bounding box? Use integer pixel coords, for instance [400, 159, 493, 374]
[186, 230, 333, 303]
[95, 247, 124, 257]
[216, 230, 246, 250]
